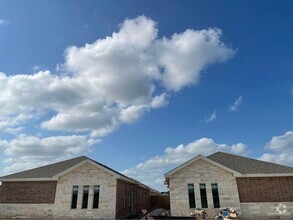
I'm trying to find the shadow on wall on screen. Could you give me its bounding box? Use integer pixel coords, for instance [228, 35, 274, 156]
[150, 194, 170, 210]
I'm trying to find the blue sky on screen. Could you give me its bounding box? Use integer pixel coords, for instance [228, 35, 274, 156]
[0, 0, 292, 191]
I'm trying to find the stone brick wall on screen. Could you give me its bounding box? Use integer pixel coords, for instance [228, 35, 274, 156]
[169, 159, 241, 217]
[116, 179, 150, 219]
[241, 202, 293, 219]
[0, 161, 118, 219]
[54, 162, 117, 219]
[0, 181, 57, 203]
[236, 177, 293, 202]
[0, 204, 54, 219]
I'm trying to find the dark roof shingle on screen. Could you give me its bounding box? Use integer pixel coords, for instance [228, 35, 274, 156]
[0, 156, 88, 179]
[0, 156, 135, 182]
[0, 156, 155, 190]
[207, 151, 293, 174]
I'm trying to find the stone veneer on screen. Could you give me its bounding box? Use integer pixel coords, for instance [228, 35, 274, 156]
[169, 159, 241, 217]
[54, 162, 117, 219]
[0, 204, 54, 219]
[0, 161, 118, 219]
[241, 202, 293, 220]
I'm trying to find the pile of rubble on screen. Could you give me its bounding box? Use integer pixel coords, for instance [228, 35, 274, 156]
[215, 208, 241, 220]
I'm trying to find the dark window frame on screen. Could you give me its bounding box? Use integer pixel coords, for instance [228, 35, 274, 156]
[93, 185, 100, 209]
[199, 183, 208, 208]
[71, 185, 79, 209]
[82, 185, 89, 209]
[123, 188, 126, 208]
[187, 183, 196, 208]
[128, 188, 131, 208]
[211, 183, 220, 208]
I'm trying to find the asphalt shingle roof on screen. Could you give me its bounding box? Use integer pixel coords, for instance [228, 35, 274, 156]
[207, 151, 293, 174]
[0, 156, 88, 179]
[0, 156, 135, 182]
[0, 156, 156, 192]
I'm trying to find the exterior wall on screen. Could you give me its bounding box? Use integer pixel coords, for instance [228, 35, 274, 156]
[150, 194, 170, 210]
[0, 181, 57, 203]
[0, 204, 54, 219]
[54, 162, 117, 219]
[237, 177, 293, 202]
[116, 180, 150, 219]
[238, 177, 293, 219]
[0, 162, 118, 219]
[241, 202, 293, 219]
[169, 159, 241, 217]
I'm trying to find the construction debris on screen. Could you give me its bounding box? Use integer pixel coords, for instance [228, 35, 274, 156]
[190, 208, 207, 219]
[215, 208, 241, 220]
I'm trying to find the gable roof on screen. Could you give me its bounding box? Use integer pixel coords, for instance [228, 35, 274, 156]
[0, 156, 136, 184]
[0, 156, 88, 180]
[165, 154, 242, 178]
[165, 151, 293, 179]
[207, 151, 293, 175]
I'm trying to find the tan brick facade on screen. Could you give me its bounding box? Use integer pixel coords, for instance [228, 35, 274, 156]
[168, 159, 241, 217]
[241, 202, 293, 219]
[53, 162, 117, 219]
[0, 161, 149, 219]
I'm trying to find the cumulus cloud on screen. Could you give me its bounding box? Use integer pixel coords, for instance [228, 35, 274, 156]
[0, 16, 235, 138]
[230, 96, 243, 112]
[0, 114, 34, 134]
[1, 134, 100, 175]
[205, 110, 217, 123]
[123, 137, 247, 191]
[258, 131, 293, 166]
[0, 16, 235, 176]
[155, 28, 235, 91]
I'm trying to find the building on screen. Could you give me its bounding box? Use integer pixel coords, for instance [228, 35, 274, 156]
[0, 156, 150, 219]
[164, 151, 293, 219]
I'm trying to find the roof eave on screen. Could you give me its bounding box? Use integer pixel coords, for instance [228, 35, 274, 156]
[239, 173, 293, 177]
[0, 177, 57, 182]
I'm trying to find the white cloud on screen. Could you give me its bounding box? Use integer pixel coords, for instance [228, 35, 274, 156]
[0, 114, 34, 134]
[1, 134, 100, 175]
[150, 93, 169, 109]
[155, 28, 235, 91]
[0, 19, 8, 25]
[0, 16, 235, 137]
[230, 96, 243, 112]
[123, 137, 247, 191]
[205, 110, 217, 123]
[258, 131, 293, 166]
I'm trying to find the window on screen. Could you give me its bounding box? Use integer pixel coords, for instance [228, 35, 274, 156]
[82, 185, 89, 209]
[123, 188, 126, 208]
[133, 190, 136, 206]
[187, 184, 196, 208]
[93, 185, 100, 209]
[211, 183, 220, 208]
[71, 186, 79, 209]
[199, 184, 208, 208]
[128, 188, 131, 208]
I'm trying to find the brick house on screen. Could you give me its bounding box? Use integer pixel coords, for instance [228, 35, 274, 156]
[0, 156, 150, 219]
[164, 151, 293, 219]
